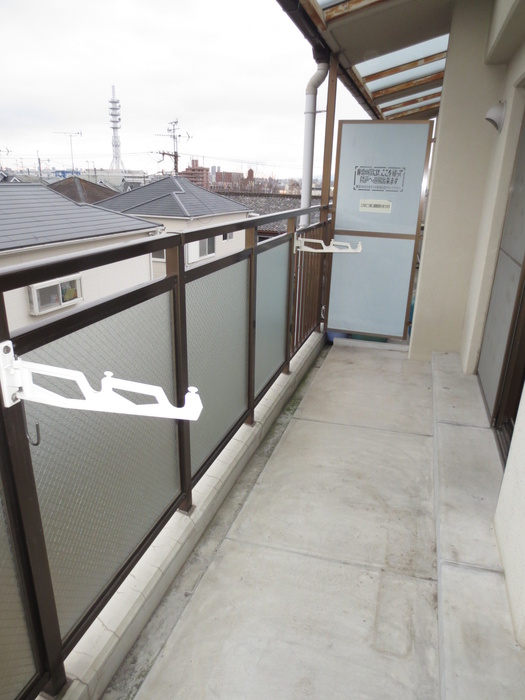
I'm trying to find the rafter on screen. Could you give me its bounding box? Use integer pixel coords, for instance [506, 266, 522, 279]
[362, 51, 447, 83]
[372, 71, 444, 100]
[380, 90, 442, 115]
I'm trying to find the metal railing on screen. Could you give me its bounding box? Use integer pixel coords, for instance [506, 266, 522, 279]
[0, 205, 328, 700]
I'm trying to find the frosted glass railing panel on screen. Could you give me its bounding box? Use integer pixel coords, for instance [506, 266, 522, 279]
[255, 243, 289, 396]
[187, 260, 249, 475]
[0, 483, 37, 700]
[23, 294, 180, 639]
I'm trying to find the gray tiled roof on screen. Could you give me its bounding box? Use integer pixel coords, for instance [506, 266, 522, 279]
[0, 184, 160, 252]
[99, 176, 250, 218]
[48, 176, 117, 204]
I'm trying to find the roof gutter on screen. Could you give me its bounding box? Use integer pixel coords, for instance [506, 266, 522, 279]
[0, 226, 164, 259]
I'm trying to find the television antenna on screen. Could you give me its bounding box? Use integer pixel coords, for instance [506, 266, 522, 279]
[156, 120, 192, 174]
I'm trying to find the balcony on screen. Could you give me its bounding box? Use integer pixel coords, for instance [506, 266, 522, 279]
[1, 202, 524, 700]
[90, 341, 524, 699]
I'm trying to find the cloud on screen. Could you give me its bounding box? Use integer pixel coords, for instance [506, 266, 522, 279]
[1, 0, 366, 177]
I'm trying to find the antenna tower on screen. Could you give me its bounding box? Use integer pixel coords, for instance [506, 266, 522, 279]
[109, 85, 125, 170]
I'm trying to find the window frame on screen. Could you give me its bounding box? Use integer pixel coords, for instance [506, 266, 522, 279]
[28, 274, 83, 316]
[151, 249, 166, 262]
[198, 236, 216, 258]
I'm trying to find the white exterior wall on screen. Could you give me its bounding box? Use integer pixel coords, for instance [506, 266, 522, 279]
[402, 0, 525, 646]
[143, 212, 249, 275]
[409, 0, 506, 361]
[460, 48, 525, 373]
[495, 387, 525, 646]
[485, 2, 525, 651]
[1, 234, 153, 330]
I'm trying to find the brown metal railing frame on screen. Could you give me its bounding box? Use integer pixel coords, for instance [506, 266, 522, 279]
[0, 296, 67, 697]
[246, 227, 257, 425]
[0, 205, 326, 700]
[168, 246, 193, 513]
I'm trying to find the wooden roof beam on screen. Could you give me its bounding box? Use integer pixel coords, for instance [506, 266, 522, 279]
[385, 103, 440, 119]
[380, 90, 442, 115]
[372, 71, 444, 101]
[361, 51, 447, 82]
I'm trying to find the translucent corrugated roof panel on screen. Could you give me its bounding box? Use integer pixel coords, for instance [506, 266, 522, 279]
[380, 87, 443, 110]
[366, 59, 446, 93]
[353, 34, 449, 119]
[316, 0, 343, 7]
[382, 95, 442, 118]
[355, 35, 449, 77]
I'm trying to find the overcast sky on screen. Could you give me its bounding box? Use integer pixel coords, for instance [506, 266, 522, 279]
[1, 0, 368, 179]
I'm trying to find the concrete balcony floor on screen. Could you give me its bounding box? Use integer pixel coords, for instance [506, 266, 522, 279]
[102, 339, 525, 699]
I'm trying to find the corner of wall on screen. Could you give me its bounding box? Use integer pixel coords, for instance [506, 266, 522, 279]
[410, 0, 504, 362]
[460, 78, 525, 374]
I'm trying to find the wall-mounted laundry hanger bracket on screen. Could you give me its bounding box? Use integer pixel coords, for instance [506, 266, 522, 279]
[294, 234, 362, 255]
[0, 340, 202, 421]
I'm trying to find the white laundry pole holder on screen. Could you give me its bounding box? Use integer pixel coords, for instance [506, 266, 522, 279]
[0, 340, 202, 421]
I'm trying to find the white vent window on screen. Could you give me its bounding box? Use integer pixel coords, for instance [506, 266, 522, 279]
[28, 275, 82, 315]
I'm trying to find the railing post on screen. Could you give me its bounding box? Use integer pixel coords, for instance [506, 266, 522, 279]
[0, 298, 67, 696]
[167, 245, 193, 512]
[320, 54, 339, 328]
[246, 227, 257, 425]
[284, 217, 296, 372]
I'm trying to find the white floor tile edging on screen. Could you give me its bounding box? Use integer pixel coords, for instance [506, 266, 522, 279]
[41, 332, 326, 700]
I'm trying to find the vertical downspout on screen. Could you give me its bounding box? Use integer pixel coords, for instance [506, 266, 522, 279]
[300, 59, 329, 228]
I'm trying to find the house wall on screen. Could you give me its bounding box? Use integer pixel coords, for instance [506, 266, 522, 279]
[460, 50, 525, 374]
[405, 0, 525, 646]
[1, 234, 152, 330]
[445, 0, 525, 650]
[495, 387, 525, 647]
[409, 0, 506, 361]
[145, 212, 249, 275]
[488, 5, 525, 647]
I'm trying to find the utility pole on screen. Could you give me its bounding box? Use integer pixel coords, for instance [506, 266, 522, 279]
[54, 131, 82, 175]
[157, 120, 181, 174]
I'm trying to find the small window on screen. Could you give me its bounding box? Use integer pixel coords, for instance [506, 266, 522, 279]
[222, 232, 234, 241]
[151, 249, 166, 262]
[28, 275, 82, 315]
[198, 237, 216, 258]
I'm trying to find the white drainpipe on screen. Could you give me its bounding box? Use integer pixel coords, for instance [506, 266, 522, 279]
[300, 61, 329, 228]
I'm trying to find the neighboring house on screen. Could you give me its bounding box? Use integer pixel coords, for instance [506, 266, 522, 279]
[48, 176, 117, 204]
[99, 175, 252, 273]
[0, 171, 39, 184]
[0, 184, 163, 330]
